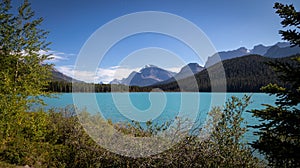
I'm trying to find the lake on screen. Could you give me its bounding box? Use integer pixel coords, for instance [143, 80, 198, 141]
[38, 92, 276, 144]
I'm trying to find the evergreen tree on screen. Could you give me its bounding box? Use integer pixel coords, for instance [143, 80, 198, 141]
[250, 3, 300, 167]
[0, 0, 51, 140]
[274, 2, 300, 47]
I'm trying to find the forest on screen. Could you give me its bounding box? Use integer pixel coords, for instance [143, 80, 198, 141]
[47, 82, 152, 92]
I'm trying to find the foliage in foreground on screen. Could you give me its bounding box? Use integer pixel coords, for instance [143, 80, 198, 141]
[249, 3, 300, 167]
[0, 0, 52, 143]
[250, 56, 300, 167]
[0, 96, 263, 168]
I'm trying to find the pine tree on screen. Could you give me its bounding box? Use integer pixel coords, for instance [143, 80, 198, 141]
[274, 3, 300, 47]
[250, 3, 300, 167]
[0, 0, 51, 140]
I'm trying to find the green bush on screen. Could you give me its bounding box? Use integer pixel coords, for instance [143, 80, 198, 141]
[0, 96, 264, 167]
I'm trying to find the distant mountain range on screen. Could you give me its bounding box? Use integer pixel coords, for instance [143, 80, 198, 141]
[108, 42, 299, 87]
[205, 42, 300, 67]
[109, 63, 207, 87]
[110, 65, 177, 87]
[51, 42, 300, 90]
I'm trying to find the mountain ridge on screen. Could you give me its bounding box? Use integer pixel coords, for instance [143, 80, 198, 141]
[205, 42, 300, 67]
[51, 68, 82, 83]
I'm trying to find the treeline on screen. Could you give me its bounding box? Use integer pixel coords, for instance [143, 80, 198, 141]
[47, 81, 152, 92]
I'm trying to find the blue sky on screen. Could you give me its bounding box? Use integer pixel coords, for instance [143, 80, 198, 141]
[24, 0, 300, 83]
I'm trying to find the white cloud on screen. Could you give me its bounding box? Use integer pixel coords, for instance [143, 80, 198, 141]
[105, 67, 140, 80]
[56, 65, 97, 83]
[56, 65, 140, 84]
[48, 55, 68, 62]
[40, 50, 75, 63]
[56, 65, 183, 84]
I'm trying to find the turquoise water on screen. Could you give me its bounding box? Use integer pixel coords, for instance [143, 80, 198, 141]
[39, 92, 277, 143]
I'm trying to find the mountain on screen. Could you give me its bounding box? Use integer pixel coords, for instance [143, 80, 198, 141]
[155, 63, 204, 85]
[275, 42, 291, 48]
[251, 44, 271, 55]
[152, 55, 297, 92]
[175, 63, 204, 79]
[205, 47, 250, 67]
[110, 71, 137, 85]
[264, 44, 300, 58]
[51, 68, 81, 83]
[110, 65, 176, 87]
[205, 42, 299, 67]
[110, 79, 122, 85]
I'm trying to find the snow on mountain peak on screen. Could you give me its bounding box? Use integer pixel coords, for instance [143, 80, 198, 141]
[143, 64, 158, 69]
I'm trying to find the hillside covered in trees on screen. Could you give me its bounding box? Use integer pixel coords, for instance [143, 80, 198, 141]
[153, 54, 297, 92]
